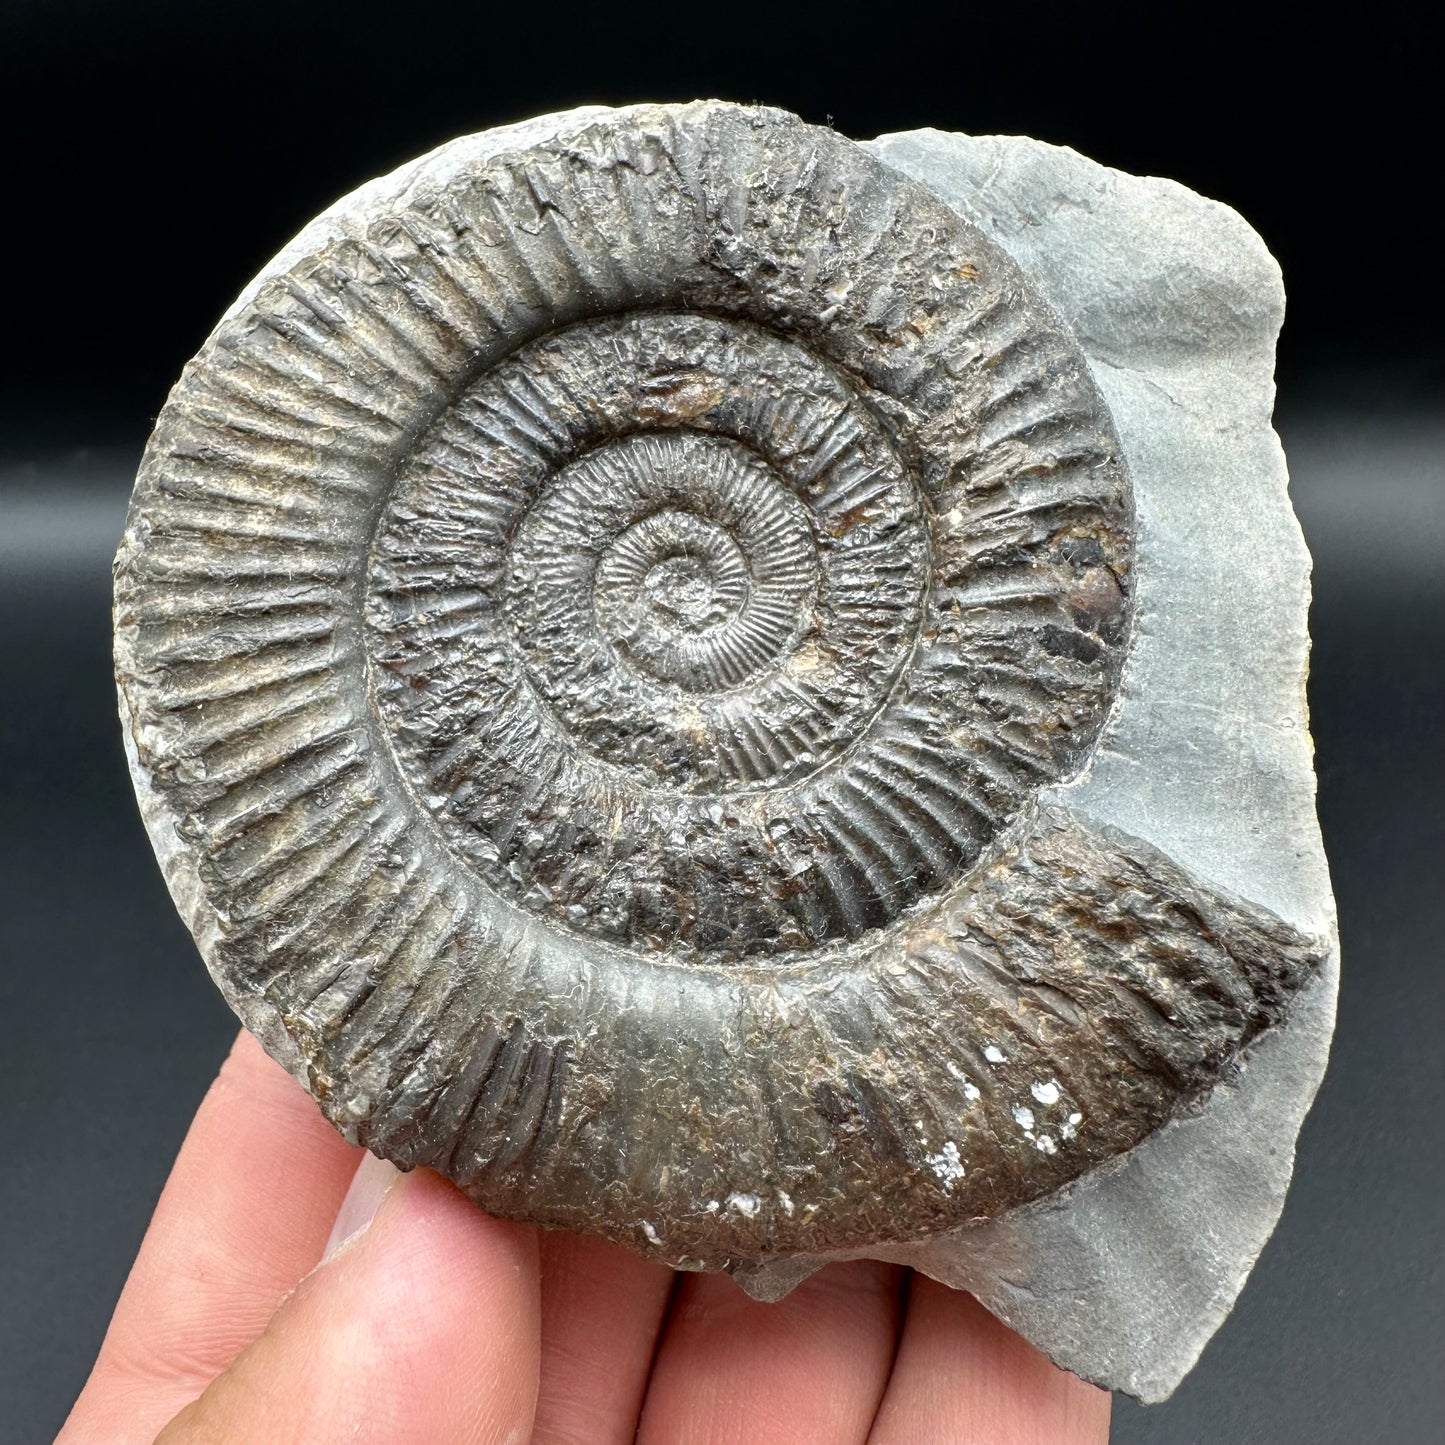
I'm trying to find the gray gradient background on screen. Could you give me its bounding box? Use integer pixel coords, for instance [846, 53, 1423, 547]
[1, 2, 1440, 1440]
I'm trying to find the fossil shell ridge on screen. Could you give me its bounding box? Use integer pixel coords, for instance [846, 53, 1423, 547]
[114, 102, 1327, 1273]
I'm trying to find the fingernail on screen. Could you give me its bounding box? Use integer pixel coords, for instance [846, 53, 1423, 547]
[323, 1152, 400, 1261]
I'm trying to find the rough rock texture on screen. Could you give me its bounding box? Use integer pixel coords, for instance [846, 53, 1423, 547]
[113, 103, 1335, 1400]
[847, 130, 1338, 1399]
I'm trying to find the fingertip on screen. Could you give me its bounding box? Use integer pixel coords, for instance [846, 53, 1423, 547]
[61, 1031, 362, 1444]
[346, 1165, 540, 1331]
[532, 1231, 675, 1445]
[156, 1168, 542, 1445]
[869, 1277, 1111, 1445]
[321, 1152, 401, 1261]
[638, 1260, 906, 1445]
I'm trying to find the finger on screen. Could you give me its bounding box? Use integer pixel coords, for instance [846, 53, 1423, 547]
[153, 1163, 541, 1445]
[867, 1277, 1111, 1445]
[59, 1029, 360, 1444]
[530, 1231, 675, 1445]
[637, 1260, 906, 1445]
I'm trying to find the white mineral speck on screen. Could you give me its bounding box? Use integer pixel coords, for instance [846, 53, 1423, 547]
[925, 1140, 965, 1190]
[727, 1191, 761, 1217]
[1031, 1079, 1061, 1106]
[984, 1044, 1006, 1064]
[1014, 1105, 1036, 1132]
[1035, 1134, 1058, 1155]
[778, 1189, 795, 1215]
[641, 1221, 662, 1245]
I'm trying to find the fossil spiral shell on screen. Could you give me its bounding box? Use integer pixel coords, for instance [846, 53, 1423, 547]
[115, 102, 1323, 1268]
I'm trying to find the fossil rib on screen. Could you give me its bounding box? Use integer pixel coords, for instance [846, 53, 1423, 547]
[115, 102, 1327, 1283]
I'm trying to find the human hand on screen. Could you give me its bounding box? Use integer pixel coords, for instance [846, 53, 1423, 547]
[59, 1030, 1110, 1444]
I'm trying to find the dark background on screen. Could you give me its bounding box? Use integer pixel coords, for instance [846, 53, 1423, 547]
[1, 2, 1440, 1440]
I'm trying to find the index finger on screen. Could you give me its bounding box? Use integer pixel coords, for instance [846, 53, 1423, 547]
[58, 1028, 360, 1444]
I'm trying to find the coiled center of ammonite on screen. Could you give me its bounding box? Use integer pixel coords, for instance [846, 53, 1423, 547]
[512, 432, 819, 712]
[365, 306, 1120, 962]
[637, 547, 734, 633]
[582, 440, 816, 694]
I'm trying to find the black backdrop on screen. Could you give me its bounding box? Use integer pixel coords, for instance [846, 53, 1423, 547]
[2, 2, 1440, 1441]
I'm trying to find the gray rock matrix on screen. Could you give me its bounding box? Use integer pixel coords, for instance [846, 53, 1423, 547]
[113, 102, 1336, 1400]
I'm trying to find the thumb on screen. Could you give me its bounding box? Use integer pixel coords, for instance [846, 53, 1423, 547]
[155, 1156, 541, 1445]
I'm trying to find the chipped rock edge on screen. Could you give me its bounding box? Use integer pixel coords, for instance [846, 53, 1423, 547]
[823, 130, 1336, 1402]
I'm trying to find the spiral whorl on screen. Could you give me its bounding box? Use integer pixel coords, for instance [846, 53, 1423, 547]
[360, 229, 1132, 955]
[370, 307, 962, 957]
[115, 103, 1322, 1270]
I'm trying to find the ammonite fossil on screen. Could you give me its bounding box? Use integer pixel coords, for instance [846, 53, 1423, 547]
[114, 101, 1332, 1340]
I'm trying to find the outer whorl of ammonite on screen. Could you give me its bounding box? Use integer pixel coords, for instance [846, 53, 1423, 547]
[115, 101, 1325, 1269]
